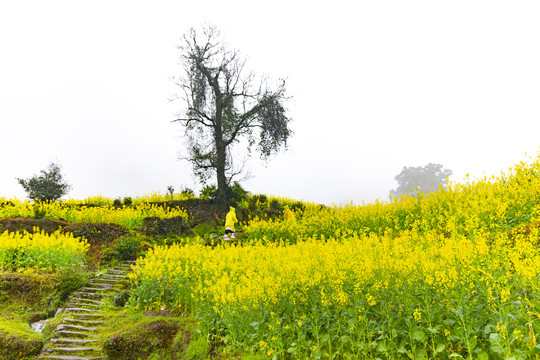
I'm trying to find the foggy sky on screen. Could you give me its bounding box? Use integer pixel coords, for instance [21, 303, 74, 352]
[1, 1, 540, 205]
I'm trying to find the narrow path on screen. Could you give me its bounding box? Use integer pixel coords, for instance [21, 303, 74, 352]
[36, 261, 136, 360]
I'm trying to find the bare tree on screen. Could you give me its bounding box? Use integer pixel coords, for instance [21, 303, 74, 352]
[173, 26, 292, 207]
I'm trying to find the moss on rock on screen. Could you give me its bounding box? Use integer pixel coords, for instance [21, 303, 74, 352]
[103, 319, 183, 360]
[0, 319, 43, 360]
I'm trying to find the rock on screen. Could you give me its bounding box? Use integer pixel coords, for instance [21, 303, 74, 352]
[103, 320, 182, 360]
[0, 331, 43, 359]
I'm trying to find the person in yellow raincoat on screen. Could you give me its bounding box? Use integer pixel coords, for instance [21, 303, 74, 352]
[224, 206, 238, 240]
[284, 205, 296, 222]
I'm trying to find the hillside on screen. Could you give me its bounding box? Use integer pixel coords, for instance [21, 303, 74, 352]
[1, 153, 540, 359]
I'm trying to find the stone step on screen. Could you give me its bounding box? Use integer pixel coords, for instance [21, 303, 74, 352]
[80, 287, 108, 292]
[38, 356, 106, 360]
[47, 346, 99, 353]
[64, 314, 103, 320]
[89, 277, 122, 283]
[70, 298, 102, 305]
[100, 274, 126, 279]
[81, 287, 121, 293]
[72, 292, 105, 298]
[54, 330, 97, 338]
[63, 318, 105, 325]
[86, 282, 113, 288]
[66, 302, 100, 308]
[88, 279, 117, 283]
[108, 269, 127, 275]
[65, 308, 100, 313]
[51, 338, 98, 345]
[57, 324, 98, 332]
[65, 305, 100, 311]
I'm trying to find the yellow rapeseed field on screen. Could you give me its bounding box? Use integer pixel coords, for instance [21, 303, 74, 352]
[0, 229, 89, 271]
[130, 152, 540, 359]
[0, 200, 187, 228]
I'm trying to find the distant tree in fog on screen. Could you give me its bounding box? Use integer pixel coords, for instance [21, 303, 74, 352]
[390, 163, 452, 199]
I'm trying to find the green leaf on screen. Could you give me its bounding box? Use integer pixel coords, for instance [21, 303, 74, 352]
[340, 335, 351, 343]
[490, 343, 505, 355]
[249, 321, 259, 329]
[415, 348, 428, 360]
[434, 343, 445, 353]
[477, 351, 489, 360]
[513, 349, 527, 360]
[468, 335, 477, 351]
[489, 331, 508, 355]
[527, 345, 540, 356]
[444, 319, 456, 326]
[376, 342, 386, 353]
[411, 329, 426, 342]
[397, 346, 407, 354]
[484, 324, 495, 335]
[532, 320, 540, 335]
[449, 353, 463, 358]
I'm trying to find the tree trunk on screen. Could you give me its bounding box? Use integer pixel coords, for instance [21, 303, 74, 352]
[215, 139, 228, 210]
[214, 101, 228, 210]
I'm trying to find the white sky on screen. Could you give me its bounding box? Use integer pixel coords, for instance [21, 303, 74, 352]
[1, 1, 539, 205]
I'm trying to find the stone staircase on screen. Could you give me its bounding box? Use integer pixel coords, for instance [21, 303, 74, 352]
[36, 261, 136, 360]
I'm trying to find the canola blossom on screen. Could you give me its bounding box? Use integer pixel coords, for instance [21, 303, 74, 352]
[0, 201, 187, 228]
[62, 191, 195, 206]
[130, 152, 540, 359]
[246, 156, 540, 244]
[0, 230, 89, 271]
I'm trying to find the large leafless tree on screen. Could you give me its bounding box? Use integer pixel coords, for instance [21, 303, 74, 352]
[173, 26, 292, 207]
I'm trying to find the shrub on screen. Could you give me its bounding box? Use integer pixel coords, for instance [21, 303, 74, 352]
[115, 236, 141, 261]
[228, 182, 248, 206]
[199, 184, 217, 200]
[290, 201, 305, 212]
[269, 199, 282, 211]
[56, 271, 89, 302]
[17, 161, 71, 202]
[113, 198, 122, 206]
[141, 217, 191, 237]
[183, 335, 210, 360]
[180, 187, 195, 198]
[32, 203, 47, 219]
[113, 291, 131, 307]
[122, 197, 133, 206]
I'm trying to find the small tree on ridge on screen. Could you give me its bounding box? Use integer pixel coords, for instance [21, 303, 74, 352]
[17, 161, 71, 201]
